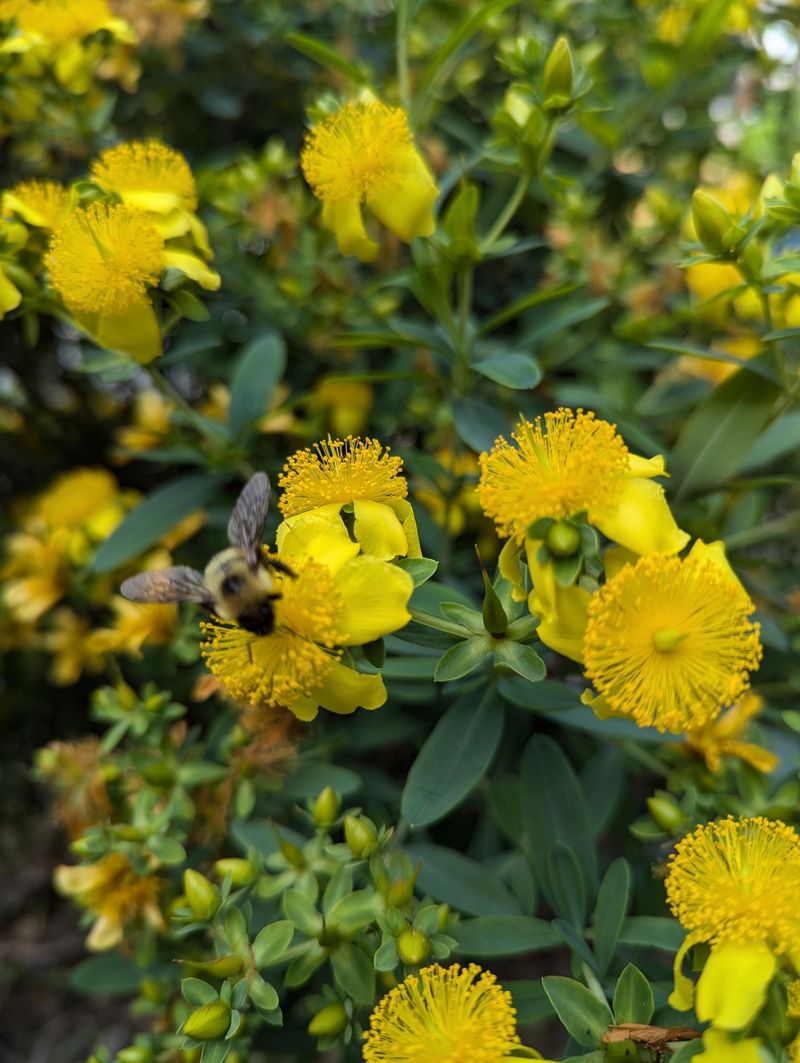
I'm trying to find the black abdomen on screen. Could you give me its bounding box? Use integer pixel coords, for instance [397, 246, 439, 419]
[238, 602, 275, 636]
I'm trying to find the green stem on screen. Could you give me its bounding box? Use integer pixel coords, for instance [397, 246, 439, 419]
[144, 364, 226, 449]
[396, 0, 411, 113]
[482, 170, 530, 249]
[409, 608, 470, 638]
[457, 265, 474, 358]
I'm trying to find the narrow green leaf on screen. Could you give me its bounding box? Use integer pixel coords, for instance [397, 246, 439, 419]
[91, 473, 227, 572]
[508, 980, 555, 1024]
[613, 964, 654, 1024]
[401, 688, 504, 827]
[69, 953, 141, 995]
[541, 976, 612, 1048]
[618, 916, 684, 952]
[434, 636, 493, 681]
[547, 843, 586, 928]
[649, 338, 780, 384]
[182, 977, 218, 1006]
[406, 842, 521, 917]
[592, 858, 632, 974]
[454, 915, 560, 956]
[330, 943, 375, 1004]
[494, 639, 546, 682]
[282, 891, 322, 937]
[522, 297, 610, 344]
[228, 329, 287, 436]
[472, 351, 543, 390]
[284, 32, 371, 83]
[328, 889, 382, 930]
[740, 411, 800, 472]
[480, 282, 581, 335]
[252, 920, 295, 967]
[396, 557, 438, 586]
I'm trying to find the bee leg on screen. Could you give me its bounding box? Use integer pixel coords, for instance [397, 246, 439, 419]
[268, 558, 297, 579]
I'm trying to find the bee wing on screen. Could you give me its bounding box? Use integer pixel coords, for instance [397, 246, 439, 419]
[227, 471, 271, 569]
[120, 566, 212, 606]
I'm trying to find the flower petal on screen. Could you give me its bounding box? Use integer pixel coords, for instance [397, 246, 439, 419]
[0, 269, 22, 317]
[276, 510, 360, 573]
[75, 300, 162, 364]
[334, 556, 413, 645]
[386, 499, 422, 558]
[595, 476, 689, 555]
[321, 199, 378, 262]
[87, 912, 123, 952]
[312, 660, 387, 715]
[366, 154, 437, 243]
[353, 499, 408, 560]
[627, 452, 667, 479]
[668, 934, 697, 1012]
[696, 1030, 764, 1063]
[162, 249, 221, 291]
[695, 940, 775, 1030]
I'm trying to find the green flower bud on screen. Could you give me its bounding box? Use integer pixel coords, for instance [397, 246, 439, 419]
[213, 858, 256, 886]
[691, 190, 732, 254]
[312, 786, 341, 828]
[308, 1002, 349, 1038]
[542, 36, 574, 110]
[387, 876, 415, 908]
[437, 903, 450, 932]
[183, 1000, 231, 1041]
[647, 793, 684, 833]
[344, 814, 378, 858]
[140, 977, 164, 1003]
[118, 1049, 153, 1063]
[397, 928, 430, 966]
[544, 520, 582, 558]
[183, 869, 220, 921]
[279, 838, 306, 868]
[188, 954, 243, 978]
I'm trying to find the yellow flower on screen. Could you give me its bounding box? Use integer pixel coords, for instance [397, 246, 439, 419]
[46, 202, 164, 362]
[41, 606, 103, 684]
[90, 595, 178, 656]
[684, 692, 778, 774]
[362, 963, 520, 1063]
[54, 851, 163, 951]
[201, 515, 413, 721]
[582, 542, 762, 733]
[34, 467, 118, 530]
[91, 139, 197, 213]
[309, 376, 373, 437]
[693, 941, 775, 1030]
[113, 388, 172, 459]
[278, 436, 421, 561]
[415, 447, 484, 537]
[2, 529, 67, 622]
[788, 979, 800, 1018]
[694, 1029, 765, 1063]
[3, 179, 72, 229]
[35, 736, 110, 838]
[478, 408, 688, 556]
[301, 100, 438, 262]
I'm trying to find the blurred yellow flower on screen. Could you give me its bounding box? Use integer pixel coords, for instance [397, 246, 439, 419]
[684, 692, 777, 774]
[113, 388, 172, 459]
[362, 963, 520, 1063]
[479, 409, 687, 557]
[678, 333, 761, 386]
[415, 447, 483, 537]
[278, 436, 420, 561]
[34, 467, 118, 530]
[694, 1029, 764, 1062]
[41, 606, 104, 684]
[90, 595, 178, 656]
[54, 851, 163, 950]
[2, 529, 67, 622]
[91, 138, 197, 213]
[3, 179, 72, 229]
[309, 376, 373, 437]
[201, 515, 413, 721]
[35, 736, 110, 837]
[301, 100, 438, 262]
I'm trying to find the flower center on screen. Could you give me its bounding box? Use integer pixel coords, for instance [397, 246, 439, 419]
[653, 627, 687, 651]
[278, 436, 407, 516]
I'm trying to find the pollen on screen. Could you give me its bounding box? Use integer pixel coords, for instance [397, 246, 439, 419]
[3, 179, 71, 229]
[583, 552, 762, 733]
[300, 101, 418, 205]
[46, 202, 163, 316]
[362, 963, 520, 1063]
[90, 140, 198, 211]
[665, 817, 800, 955]
[478, 408, 630, 543]
[278, 436, 407, 516]
[200, 557, 344, 708]
[0, 0, 115, 42]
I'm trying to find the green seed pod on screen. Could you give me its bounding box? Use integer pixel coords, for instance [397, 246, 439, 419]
[545, 520, 582, 558]
[117, 1048, 153, 1063]
[312, 786, 341, 828]
[308, 1001, 349, 1038]
[183, 1000, 231, 1041]
[397, 928, 431, 966]
[387, 875, 415, 908]
[183, 869, 220, 921]
[344, 814, 378, 858]
[647, 793, 684, 833]
[213, 858, 256, 886]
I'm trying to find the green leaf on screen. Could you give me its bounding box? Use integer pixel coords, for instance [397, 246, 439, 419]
[249, 975, 279, 1013]
[592, 858, 632, 974]
[541, 976, 612, 1048]
[280, 763, 361, 800]
[396, 557, 439, 586]
[330, 943, 375, 1004]
[406, 842, 521, 917]
[401, 687, 504, 827]
[454, 915, 560, 956]
[472, 351, 542, 390]
[283, 942, 327, 987]
[434, 636, 493, 681]
[499, 676, 582, 711]
[453, 397, 510, 452]
[508, 980, 555, 1024]
[284, 31, 371, 83]
[649, 338, 780, 384]
[618, 916, 684, 951]
[547, 843, 586, 928]
[480, 282, 582, 335]
[613, 964, 654, 1025]
[521, 735, 597, 896]
[328, 889, 383, 930]
[182, 978, 218, 1006]
[374, 938, 399, 971]
[522, 297, 610, 344]
[69, 953, 141, 995]
[740, 411, 800, 472]
[91, 473, 227, 572]
[252, 921, 295, 967]
[283, 891, 322, 936]
[200, 1042, 231, 1063]
[228, 329, 287, 437]
[494, 640, 546, 682]
[671, 360, 781, 498]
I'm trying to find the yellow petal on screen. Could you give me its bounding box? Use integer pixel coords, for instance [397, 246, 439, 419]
[333, 556, 413, 645]
[386, 499, 422, 558]
[74, 300, 161, 364]
[312, 659, 387, 715]
[688, 539, 739, 583]
[321, 199, 378, 262]
[668, 934, 697, 1012]
[595, 476, 689, 555]
[352, 499, 408, 560]
[276, 510, 359, 573]
[627, 452, 668, 479]
[499, 539, 527, 602]
[187, 213, 213, 258]
[525, 540, 589, 661]
[0, 269, 22, 317]
[726, 740, 779, 774]
[366, 154, 437, 243]
[603, 545, 638, 581]
[122, 191, 184, 214]
[581, 688, 629, 721]
[54, 863, 103, 897]
[162, 249, 221, 291]
[696, 940, 775, 1030]
[287, 697, 319, 722]
[696, 1030, 764, 1063]
[149, 209, 192, 239]
[87, 912, 123, 952]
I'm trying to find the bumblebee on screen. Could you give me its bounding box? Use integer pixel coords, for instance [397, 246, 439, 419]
[120, 472, 293, 635]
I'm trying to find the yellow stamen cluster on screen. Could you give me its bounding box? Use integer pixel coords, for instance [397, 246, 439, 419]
[301, 101, 417, 205]
[362, 963, 519, 1063]
[0, 0, 114, 42]
[583, 552, 761, 733]
[4, 179, 71, 229]
[478, 408, 629, 543]
[666, 817, 800, 954]
[278, 436, 407, 516]
[90, 140, 198, 210]
[46, 202, 163, 315]
[200, 558, 343, 707]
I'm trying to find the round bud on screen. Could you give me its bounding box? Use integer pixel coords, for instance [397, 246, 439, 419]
[183, 869, 220, 921]
[312, 786, 341, 827]
[397, 928, 431, 966]
[344, 815, 378, 858]
[183, 1000, 231, 1041]
[308, 1002, 349, 1038]
[647, 794, 684, 833]
[545, 520, 582, 558]
[213, 858, 256, 886]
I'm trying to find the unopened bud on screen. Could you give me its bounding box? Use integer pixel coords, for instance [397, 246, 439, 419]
[118, 1049, 153, 1063]
[279, 838, 306, 868]
[308, 1001, 348, 1038]
[542, 36, 574, 110]
[183, 999, 231, 1041]
[312, 786, 341, 828]
[188, 954, 243, 978]
[387, 876, 415, 908]
[437, 904, 450, 932]
[213, 858, 256, 886]
[691, 190, 732, 254]
[344, 815, 378, 858]
[647, 793, 684, 833]
[140, 977, 163, 1003]
[545, 520, 581, 558]
[183, 869, 220, 921]
[397, 928, 430, 966]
